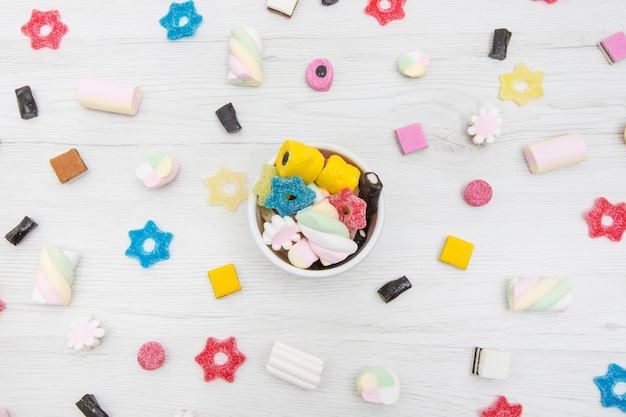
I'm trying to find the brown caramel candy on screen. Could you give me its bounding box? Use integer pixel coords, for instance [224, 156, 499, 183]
[49, 148, 88, 183]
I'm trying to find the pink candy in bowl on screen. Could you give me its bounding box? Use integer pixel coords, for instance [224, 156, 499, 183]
[247, 140, 385, 278]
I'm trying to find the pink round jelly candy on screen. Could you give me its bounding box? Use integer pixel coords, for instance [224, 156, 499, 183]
[464, 180, 492, 207]
[306, 58, 334, 92]
[138, 341, 165, 371]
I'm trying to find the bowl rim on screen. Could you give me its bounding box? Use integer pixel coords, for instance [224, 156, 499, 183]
[247, 142, 385, 278]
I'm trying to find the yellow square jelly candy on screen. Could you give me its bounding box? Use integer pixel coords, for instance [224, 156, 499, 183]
[207, 263, 242, 298]
[439, 236, 474, 270]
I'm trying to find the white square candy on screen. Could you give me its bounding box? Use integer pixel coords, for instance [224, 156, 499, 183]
[472, 347, 510, 380]
[267, 0, 299, 17]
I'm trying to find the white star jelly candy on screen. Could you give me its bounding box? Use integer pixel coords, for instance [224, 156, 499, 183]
[136, 152, 179, 188]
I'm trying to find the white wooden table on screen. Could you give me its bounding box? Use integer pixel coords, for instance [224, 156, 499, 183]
[1, 1, 626, 416]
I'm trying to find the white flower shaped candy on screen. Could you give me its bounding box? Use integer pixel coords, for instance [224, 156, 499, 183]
[67, 315, 105, 351]
[262, 214, 301, 251]
[467, 108, 502, 145]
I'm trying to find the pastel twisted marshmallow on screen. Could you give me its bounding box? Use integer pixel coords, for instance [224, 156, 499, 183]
[228, 27, 263, 87]
[294, 200, 357, 266]
[33, 246, 79, 306]
[506, 277, 572, 312]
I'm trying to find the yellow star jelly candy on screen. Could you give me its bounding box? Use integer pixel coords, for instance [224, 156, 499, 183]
[204, 166, 248, 211]
[499, 63, 544, 106]
[252, 163, 278, 205]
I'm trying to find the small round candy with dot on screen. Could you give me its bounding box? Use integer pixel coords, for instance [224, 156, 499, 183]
[464, 179, 492, 206]
[306, 58, 334, 92]
[138, 341, 166, 371]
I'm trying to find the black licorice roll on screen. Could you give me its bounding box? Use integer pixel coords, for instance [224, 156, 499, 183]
[4, 216, 38, 245]
[489, 28, 512, 60]
[358, 171, 383, 220]
[215, 102, 242, 133]
[76, 394, 109, 417]
[377, 275, 412, 303]
[15, 86, 38, 120]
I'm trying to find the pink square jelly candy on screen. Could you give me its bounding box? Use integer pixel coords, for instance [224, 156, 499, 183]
[599, 31, 626, 64]
[395, 123, 428, 154]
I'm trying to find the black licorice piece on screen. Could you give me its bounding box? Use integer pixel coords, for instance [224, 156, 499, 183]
[354, 228, 367, 248]
[322, 0, 339, 5]
[215, 103, 242, 133]
[358, 172, 383, 220]
[489, 29, 512, 60]
[377, 275, 412, 303]
[15, 86, 38, 120]
[76, 394, 109, 417]
[5, 216, 38, 245]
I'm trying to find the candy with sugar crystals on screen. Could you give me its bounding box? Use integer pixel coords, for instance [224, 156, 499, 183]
[586, 197, 626, 242]
[472, 347, 510, 380]
[228, 27, 263, 87]
[15, 86, 38, 119]
[21, 9, 68, 50]
[364, 0, 406, 25]
[33, 246, 79, 306]
[253, 164, 279, 205]
[306, 58, 334, 91]
[138, 341, 166, 370]
[159, 1, 203, 40]
[598, 31, 626, 64]
[481, 396, 522, 417]
[125, 220, 173, 268]
[356, 367, 400, 404]
[276, 140, 325, 184]
[507, 277, 572, 312]
[264, 176, 316, 217]
[499, 63, 544, 106]
[78, 78, 142, 116]
[136, 152, 179, 188]
[5, 216, 38, 245]
[328, 188, 367, 233]
[315, 155, 360, 195]
[594, 363, 626, 412]
[266, 341, 324, 389]
[195, 336, 246, 383]
[464, 179, 492, 206]
[76, 394, 109, 417]
[204, 166, 248, 211]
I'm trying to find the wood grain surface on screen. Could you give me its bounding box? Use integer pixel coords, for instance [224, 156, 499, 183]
[1, 1, 626, 416]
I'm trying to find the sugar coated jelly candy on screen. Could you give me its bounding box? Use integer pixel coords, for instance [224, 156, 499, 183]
[480, 396, 522, 417]
[594, 363, 626, 412]
[364, 0, 406, 26]
[125, 220, 173, 268]
[586, 197, 626, 242]
[159, 1, 203, 40]
[33, 246, 79, 306]
[315, 154, 360, 195]
[275, 140, 325, 184]
[195, 336, 246, 383]
[306, 58, 334, 92]
[328, 187, 367, 233]
[252, 164, 279, 205]
[138, 341, 166, 370]
[264, 176, 316, 217]
[21, 9, 68, 50]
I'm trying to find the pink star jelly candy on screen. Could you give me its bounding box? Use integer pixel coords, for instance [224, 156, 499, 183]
[195, 336, 246, 383]
[328, 188, 367, 234]
[21, 9, 68, 50]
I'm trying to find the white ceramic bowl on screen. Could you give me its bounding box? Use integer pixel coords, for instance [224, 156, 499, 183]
[248, 143, 385, 278]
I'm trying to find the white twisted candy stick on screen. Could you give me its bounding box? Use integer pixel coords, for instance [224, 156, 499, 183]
[227, 27, 263, 87]
[32, 246, 79, 306]
[506, 277, 572, 312]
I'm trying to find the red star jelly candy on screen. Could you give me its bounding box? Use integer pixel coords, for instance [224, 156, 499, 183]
[21, 9, 68, 50]
[481, 396, 523, 417]
[328, 188, 367, 233]
[586, 197, 626, 242]
[195, 336, 246, 383]
[364, 0, 406, 25]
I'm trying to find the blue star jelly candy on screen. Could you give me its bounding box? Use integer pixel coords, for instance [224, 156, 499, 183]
[125, 220, 173, 268]
[159, 1, 203, 40]
[594, 363, 626, 412]
[264, 176, 315, 217]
